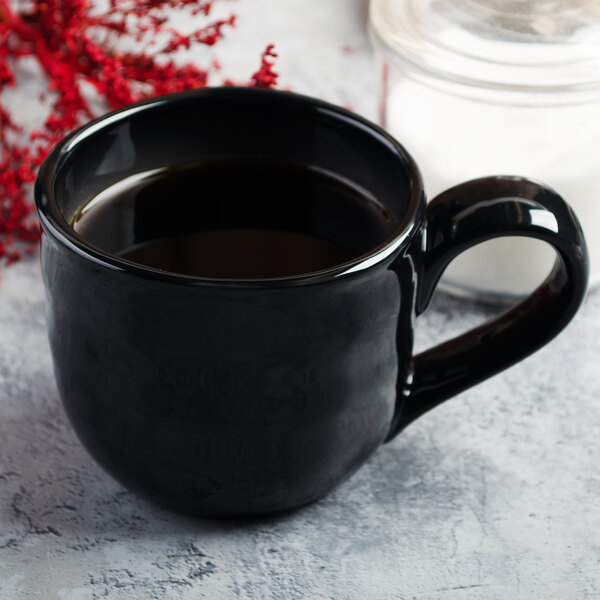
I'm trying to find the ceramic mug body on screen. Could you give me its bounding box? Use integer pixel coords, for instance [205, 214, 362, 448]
[35, 88, 588, 517]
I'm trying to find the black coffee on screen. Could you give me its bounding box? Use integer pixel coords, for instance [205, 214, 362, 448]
[72, 159, 396, 279]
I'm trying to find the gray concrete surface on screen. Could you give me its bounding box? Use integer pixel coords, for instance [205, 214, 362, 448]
[1, 0, 600, 597]
[2, 259, 599, 599]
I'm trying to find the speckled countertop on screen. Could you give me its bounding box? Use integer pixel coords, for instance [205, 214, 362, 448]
[1, 1, 600, 598]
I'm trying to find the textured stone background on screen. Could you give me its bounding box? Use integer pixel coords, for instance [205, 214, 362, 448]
[2, 0, 600, 598]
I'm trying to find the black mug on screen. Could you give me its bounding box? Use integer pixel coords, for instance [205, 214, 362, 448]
[35, 88, 588, 517]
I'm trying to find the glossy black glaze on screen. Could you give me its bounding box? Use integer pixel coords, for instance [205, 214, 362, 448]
[35, 88, 589, 517]
[388, 176, 590, 436]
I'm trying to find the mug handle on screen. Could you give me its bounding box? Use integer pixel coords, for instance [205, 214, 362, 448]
[386, 176, 589, 439]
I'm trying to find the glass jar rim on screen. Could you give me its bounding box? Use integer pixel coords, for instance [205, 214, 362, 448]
[369, 0, 600, 95]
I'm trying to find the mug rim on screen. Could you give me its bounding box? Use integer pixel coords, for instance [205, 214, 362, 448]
[35, 87, 425, 287]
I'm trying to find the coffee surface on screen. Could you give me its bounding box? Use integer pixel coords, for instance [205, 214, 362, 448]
[72, 159, 396, 278]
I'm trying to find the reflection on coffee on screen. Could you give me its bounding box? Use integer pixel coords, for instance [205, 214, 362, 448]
[72, 159, 397, 278]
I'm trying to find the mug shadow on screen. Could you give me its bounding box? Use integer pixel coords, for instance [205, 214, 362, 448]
[1, 368, 428, 543]
[1, 384, 445, 548]
[1, 288, 498, 544]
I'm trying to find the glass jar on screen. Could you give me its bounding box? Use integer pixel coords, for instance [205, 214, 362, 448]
[369, 0, 600, 302]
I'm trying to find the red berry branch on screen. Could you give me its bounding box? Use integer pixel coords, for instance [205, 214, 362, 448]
[0, 0, 278, 269]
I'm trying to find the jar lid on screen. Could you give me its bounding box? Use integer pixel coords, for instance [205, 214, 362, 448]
[369, 0, 600, 93]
